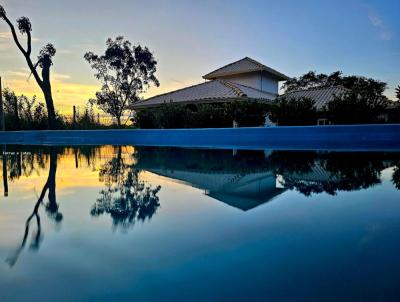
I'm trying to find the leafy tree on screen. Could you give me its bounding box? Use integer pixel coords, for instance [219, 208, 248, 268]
[85, 36, 160, 127]
[0, 5, 58, 128]
[396, 85, 400, 102]
[282, 71, 387, 101]
[269, 97, 317, 125]
[326, 90, 387, 124]
[1, 88, 48, 130]
[2, 88, 20, 126]
[283, 71, 343, 92]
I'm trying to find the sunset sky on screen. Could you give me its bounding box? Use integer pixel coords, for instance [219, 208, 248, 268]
[0, 0, 399, 114]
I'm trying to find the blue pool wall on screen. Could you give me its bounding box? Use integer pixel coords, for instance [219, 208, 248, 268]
[0, 124, 399, 151]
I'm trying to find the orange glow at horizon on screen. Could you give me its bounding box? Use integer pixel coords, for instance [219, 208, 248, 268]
[2, 74, 199, 115]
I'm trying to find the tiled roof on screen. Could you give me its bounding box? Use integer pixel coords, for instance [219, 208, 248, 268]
[203, 57, 291, 81]
[281, 86, 348, 110]
[133, 80, 276, 109]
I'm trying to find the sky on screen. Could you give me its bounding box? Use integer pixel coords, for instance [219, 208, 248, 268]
[0, 0, 399, 114]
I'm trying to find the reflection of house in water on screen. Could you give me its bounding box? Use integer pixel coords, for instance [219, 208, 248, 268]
[135, 147, 399, 209]
[278, 161, 341, 191]
[144, 168, 286, 211]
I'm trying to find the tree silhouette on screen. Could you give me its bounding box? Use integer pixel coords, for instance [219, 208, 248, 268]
[269, 97, 317, 125]
[392, 164, 400, 190]
[0, 5, 57, 128]
[84, 36, 160, 127]
[91, 146, 161, 229]
[282, 71, 387, 98]
[275, 152, 386, 196]
[2, 145, 8, 197]
[396, 85, 400, 102]
[6, 149, 61, 267]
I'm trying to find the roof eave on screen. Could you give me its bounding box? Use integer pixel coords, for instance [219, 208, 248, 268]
[132, 97, 273, 109]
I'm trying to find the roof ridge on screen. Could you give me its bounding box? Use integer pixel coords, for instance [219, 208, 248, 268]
[284, 85, 348, 94]
[218, 80, 247, 97]
[203, 57, 291, 81]
[244, 56, 266, 69]
[203, 57, 253, 79]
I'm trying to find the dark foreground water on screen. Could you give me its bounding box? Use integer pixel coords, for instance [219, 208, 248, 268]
[0, 145, 400, 302]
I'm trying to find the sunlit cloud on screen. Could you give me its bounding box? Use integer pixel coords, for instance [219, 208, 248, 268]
[0, 32, 12, 39]
[0, 31, 12, 50]
[3, 65, 185, 114]
[3, 68, 98, 114]
[367, 9, 392, 41]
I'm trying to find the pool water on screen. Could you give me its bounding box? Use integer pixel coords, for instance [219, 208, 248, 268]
[0, 145, 400, 301]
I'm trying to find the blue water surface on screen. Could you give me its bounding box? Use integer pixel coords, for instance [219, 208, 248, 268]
[0, 146, 399, 301]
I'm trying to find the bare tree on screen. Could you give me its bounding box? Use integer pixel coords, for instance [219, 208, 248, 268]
[0, 5, 57, 129]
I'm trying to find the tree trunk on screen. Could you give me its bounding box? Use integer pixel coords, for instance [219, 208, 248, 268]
[117, 116, 121, 128]
[43, 88, 56, 129]
[42, 65, 57, 129]
[2, 145, 8, 197]
[47, 150, 57, 207]
[13, 95, 20, 128]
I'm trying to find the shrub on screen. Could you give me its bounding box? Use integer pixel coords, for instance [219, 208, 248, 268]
[134, 101, 270, 129]
[325, 91, 387, 124]
[269, 97, 317, 125]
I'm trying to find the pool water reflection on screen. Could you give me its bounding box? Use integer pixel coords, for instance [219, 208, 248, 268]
[0, 145, 400, 301]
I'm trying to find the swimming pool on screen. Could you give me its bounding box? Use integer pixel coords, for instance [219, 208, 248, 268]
[0, 145, 399, 301]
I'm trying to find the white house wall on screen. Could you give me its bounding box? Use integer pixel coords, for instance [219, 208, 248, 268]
[218, 72, 279, 95]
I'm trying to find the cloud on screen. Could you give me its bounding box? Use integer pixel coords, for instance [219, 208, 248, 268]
[0, 32, 12, 50]
[0, 32, 12, 39]
[367, 9, 392, 41]
[0, 31, 40, 53]
[2, 68, 98, 112]
[6, 68, 71, 82]
[57, 49, 73, 55]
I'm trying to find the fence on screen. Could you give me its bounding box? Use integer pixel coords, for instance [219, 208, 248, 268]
[61, 106, 133, 126]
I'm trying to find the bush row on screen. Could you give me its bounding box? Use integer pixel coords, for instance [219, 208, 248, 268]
[134, 101, 270, 129]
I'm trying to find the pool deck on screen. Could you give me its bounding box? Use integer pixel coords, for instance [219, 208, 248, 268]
[0, 124, 399, 151]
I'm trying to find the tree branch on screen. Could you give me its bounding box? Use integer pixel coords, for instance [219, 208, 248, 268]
[2, 14, 43, 86]
[26, 30, 32, 56]
[2, 14, 26, 55]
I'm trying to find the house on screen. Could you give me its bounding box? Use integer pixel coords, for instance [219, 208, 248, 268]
[133, 57, 290, 109]
[132, 57, 352, 126]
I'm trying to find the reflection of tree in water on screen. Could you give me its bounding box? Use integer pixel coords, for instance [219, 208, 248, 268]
[269, 151, 397, 196]
[6, 149, 61, 267]
[5, 146, 48, 181]
[392, 163, 400, 190]
[134, 147, 400, 197]
[91, 146, 161, 230]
